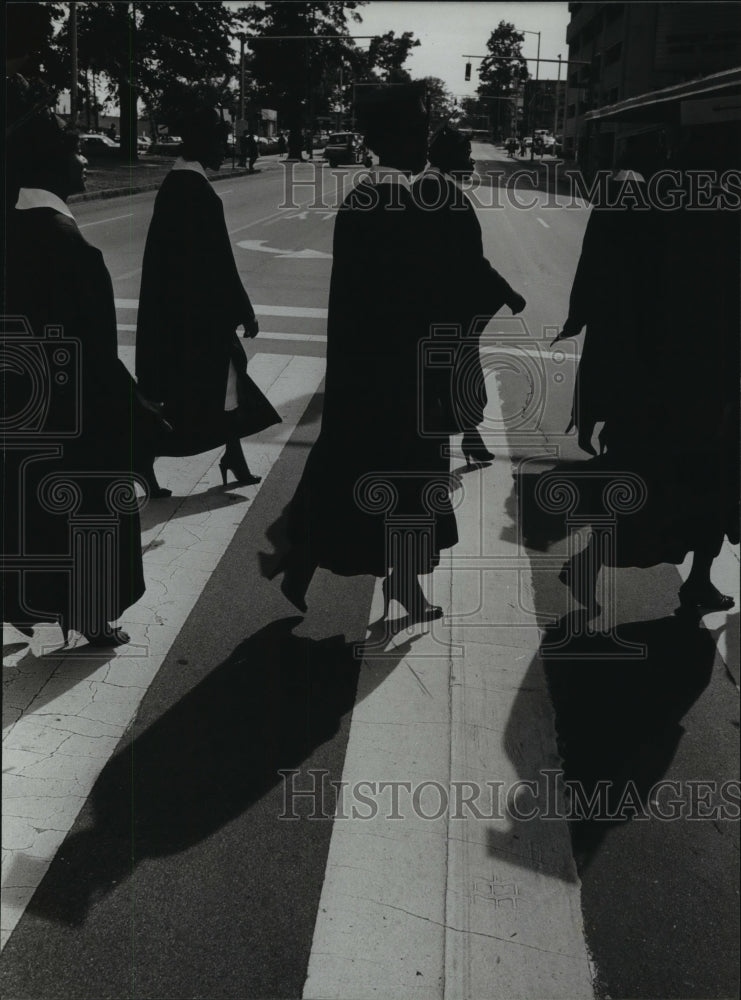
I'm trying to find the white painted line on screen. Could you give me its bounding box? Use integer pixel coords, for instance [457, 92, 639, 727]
[256, 305, 328, 318]
[113, 267, 142, 281]
[303, 362, 594, 1000]
[115, 299, 329, 320]
[253, 332, 327, 342]
[537, 217, 550, 228]
[1, 353, 326, 950]
[115, 326, 327, 343]
[79, 213, 134, 229]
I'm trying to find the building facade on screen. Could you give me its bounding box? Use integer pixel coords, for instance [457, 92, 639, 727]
[564, 2, 741, 162]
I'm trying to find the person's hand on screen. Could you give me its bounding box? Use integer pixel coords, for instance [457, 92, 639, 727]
[509, 292, 526, 315]
[138, 396, 173, 435]
[550, 318, 582, 346]
[242, 316, 259, 338]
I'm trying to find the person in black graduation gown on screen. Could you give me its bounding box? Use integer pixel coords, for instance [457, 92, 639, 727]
[136, 106, 280, 494]
[268, 84, 458, 622]
[413, 125, 526, 464]
[3, 91, 159, 646]
[557, 144, 739, 613]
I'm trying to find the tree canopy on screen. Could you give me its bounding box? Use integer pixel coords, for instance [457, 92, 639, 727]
[477, 21, 529, 99]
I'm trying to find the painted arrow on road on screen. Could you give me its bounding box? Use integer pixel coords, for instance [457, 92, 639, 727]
[237, 239, 332, 259]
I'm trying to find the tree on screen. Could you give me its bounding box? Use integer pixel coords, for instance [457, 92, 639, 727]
[365, 30, 419, 82]
[417, 76, 456, 131]
[6, 2, 66, 91]
[477, 21, 529, 100]
[55, 2, 237, 160]
[235, 2, 366, 149]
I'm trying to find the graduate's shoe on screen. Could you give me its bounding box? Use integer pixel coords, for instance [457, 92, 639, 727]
[382, 571, 443, 623]
[60, 616, 130, 647]
[462, 430, 494, 465]
[84, 627, 131, 647]
[678, 582, 735, 613]
[145, 476, 172, 499]
[277, 556, 314, 613]
[219, 454, 261, 487]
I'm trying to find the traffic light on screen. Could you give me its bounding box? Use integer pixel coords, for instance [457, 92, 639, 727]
[465, 62, 471, 81]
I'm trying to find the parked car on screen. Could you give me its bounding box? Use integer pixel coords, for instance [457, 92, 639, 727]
[323, 131, 367, 167]
[80, 133, 120, 157]
[137, 135, 152, 152]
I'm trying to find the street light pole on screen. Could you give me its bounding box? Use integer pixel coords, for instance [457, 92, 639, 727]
[554, 54, 562, 137]
[239, 33, 246, 122]
[70, 1, 78, 124]
[524, 29, 541, 162]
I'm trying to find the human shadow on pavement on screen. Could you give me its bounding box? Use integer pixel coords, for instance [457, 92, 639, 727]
[540, 613, 716, 870]
[483, 612, 716, 882]
[19, 615, 408, 930]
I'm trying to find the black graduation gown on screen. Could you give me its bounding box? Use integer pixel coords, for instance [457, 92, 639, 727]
[3, 206, 145, 630]
[135, 169, 280, 457]
[565, 182, 739, 565]
[286, 178, 458, 577]
[412, 168, 518, 432]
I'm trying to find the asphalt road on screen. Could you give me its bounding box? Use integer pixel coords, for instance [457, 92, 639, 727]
[2, 144, 738, 1000]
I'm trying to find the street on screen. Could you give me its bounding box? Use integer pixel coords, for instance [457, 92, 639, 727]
[2, 144, 739, 1000]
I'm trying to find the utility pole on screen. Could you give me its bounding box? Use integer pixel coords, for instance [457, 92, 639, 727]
[526, 30, 541, 161]
[70, 1, 78, 124]
[239, 33, 246, 122]
[554, 54, 562, 137]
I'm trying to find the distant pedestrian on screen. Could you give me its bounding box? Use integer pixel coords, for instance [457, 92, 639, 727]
[414, 125, 526, 465]
[277, 132, 286, 157]
[238, 130, 248, 167]
[246, 133, 258, 173]
[136, 106, 281, 493]
[107, 123, 117, 141]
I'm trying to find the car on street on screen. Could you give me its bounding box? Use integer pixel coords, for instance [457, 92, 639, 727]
[323, 131, 367, 167]
[80, 133, 120, 157]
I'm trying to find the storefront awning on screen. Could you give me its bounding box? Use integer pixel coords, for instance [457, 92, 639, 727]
[584, 66, 741, 125]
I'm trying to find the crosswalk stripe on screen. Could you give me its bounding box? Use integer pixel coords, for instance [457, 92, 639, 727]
[302, 348, 594, 1000]
[115, 299, 329, 320]
[0, 353, 326, 950]
[116, 326, 328, 342]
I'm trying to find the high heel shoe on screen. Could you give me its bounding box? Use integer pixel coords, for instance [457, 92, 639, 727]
[382, 572, 443, 623]
[462, 431, 494, 465]
[219, 454, 262, 487]
[678, 582, 735, 613]
[60, 615, 130, 647]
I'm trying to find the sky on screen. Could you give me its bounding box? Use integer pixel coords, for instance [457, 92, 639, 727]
[227, 2, 571, 95]
[351, 2, 571, 93]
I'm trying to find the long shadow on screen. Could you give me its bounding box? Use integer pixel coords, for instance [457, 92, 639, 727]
[17, 616, 408, 930]
[540, 612, 715, 869]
